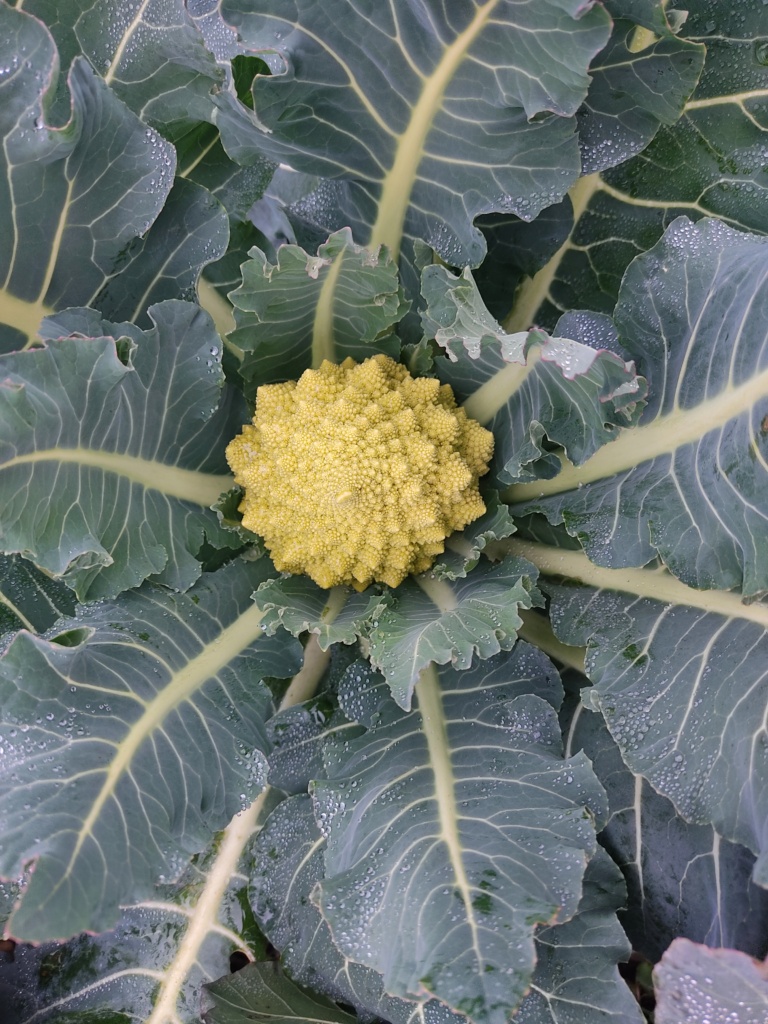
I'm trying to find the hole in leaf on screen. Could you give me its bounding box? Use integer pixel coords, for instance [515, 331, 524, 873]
[114, 336, 136, 366]
[232, 55, 271, 108]
[229, 950, 251, 973]
[48, 627, 92, 648]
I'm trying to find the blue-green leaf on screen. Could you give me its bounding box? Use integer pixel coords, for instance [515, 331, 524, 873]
[0, 301, 241, 600]
[95, 177, 230, 326]
[0, 5, 176, 351]
[19, 0, 225, 140]
[516, 0, 767, 329]
[313, 651, 605, 1024]
[577, 18, 704, 174]
[255, 576, 388, 650]
[422, 264, 646, 487]
[229, 229, 407, 400]
[203, 962, 358, 1024]
[0, 555, 76, 647]
[214, 0, 611, 267]
[0, 556, 302, 940]
[1, 807, 280, 1022]
[510, 218, 768, 597]
[565, 702, 768, 963]
[514, 849, 644, 1024]
[504, 537, 768, 885]
[368, 556, 541, 710]
[251, 793, 487, 1024]
[430, 490, 517, 581]
[654, 939, 768, 1024]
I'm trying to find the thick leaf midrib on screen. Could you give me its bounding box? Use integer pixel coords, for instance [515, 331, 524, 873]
[40, 175, 75, 325]
[3, 447, 232, 505]
[506, 539, 768, 628]
[0, 591, 35, 632]
[369, 0, 501, 258]
[146, 624, 340, 1022]
[52, 602, 266, 905]
[0, 289, 55, 347]
[503, 173, 602, 335]
[517, 609, 585, 674]
[685, 87, 768, 111]
[1, 174, 76, 346]
[415, 664, 485, 978]
[146, 792, 266, 1024]
[416, 573, 459, 613]
[461, 345, 542, 425]
[103, 0, 151, 86]
[312, 247, 345, 367]
[198, 277, 237, 339]
[506, 363, 768, 500]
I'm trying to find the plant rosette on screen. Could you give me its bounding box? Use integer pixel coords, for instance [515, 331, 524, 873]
[1, 3, 767, 1024]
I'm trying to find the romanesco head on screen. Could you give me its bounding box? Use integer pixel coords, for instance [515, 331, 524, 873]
[226, 354, 494, 590]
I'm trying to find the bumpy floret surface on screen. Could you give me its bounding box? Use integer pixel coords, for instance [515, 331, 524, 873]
[226, 354, 494, 589]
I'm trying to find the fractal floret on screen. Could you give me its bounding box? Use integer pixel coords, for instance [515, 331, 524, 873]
[226, 354, 494, 590]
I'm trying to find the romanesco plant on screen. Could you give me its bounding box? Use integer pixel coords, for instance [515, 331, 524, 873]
[226, 354, 494, 589]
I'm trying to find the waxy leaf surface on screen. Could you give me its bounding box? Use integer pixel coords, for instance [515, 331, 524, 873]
[229, 229, 406, 400]
[471, 201, 573, 323]
[255, 576, 388, 651]
[0, 556, 302, 941]
[94, 176, 230, 327]
[508, 538, 768, 884]
[2, 802, 280, 1023]
[0, 301, 241, 600]
[215, 0, 611, 266]
[203, 962, 358, 1024]
[266, 695, 350, 797]
[511, 218, 768, 597]
[176, 128, 275, 226]
[565, 702, 768, 963]
[518, 0, 768, 328]
[251, 793, 499, 1024]
[312, 650, 606, 1024]
[0, 5, 177, 351]
[252, 795, 638, 1024]
[655, 939, 768, 1024]
[18, 0, 225, 138]
[368, 556, 540, 710]
[577, 17, 704, 175]
[513, 849, 643, 1024]
[429, 490, 517, 581]
[421, 264, 646, 487]
[0, 555, 76, 646]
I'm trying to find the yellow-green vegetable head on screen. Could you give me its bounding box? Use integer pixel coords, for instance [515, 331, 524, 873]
[226, 354, 494, 590]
